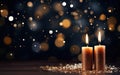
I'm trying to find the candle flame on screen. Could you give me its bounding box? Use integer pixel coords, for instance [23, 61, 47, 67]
[86, 34, 89, 45]
[98, 31, 101, 43]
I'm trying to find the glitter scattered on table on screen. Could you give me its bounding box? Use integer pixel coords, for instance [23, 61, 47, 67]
[40, 63, 120, 74]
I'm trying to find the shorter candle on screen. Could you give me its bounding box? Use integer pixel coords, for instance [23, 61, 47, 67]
[82, 34, 93, 71]
[94, 31, 106, 72]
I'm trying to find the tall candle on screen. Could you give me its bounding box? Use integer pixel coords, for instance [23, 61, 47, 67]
[82, 34, 93, 71]
[94, 31, 106, 72]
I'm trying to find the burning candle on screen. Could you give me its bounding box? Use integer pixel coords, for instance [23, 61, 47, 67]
[82, 34, 93, 71]
[94, 31, 106, 72]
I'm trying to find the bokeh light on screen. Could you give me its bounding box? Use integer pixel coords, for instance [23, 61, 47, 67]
[107, 16, 117, 25]
[29, 21, 39, 31]
[53, 2, 64, 16]
[62, 2, 67, 6]
[13, 24, 17, 28]
[84, 9, 88, 13]
[60, 19, 71, 29]
[78, 54, 82, 61]
[28, 17, 33, 21]
[89, 18, 94, 23]
[70, 4, 74, 8]
[108, 24, 115, 31]
[79, 0, 83, 3]
[71, 11, 79, 20]
[22, 38, 25, 41]
[32, 42, 40, 53]
[3, 36, 12, 45]
[0, 9, 8, 18]
[55, 37, 65, 48]
[54, 2, 63, 11]
[40, 0, 44, 3]
[8, 16, 14, 21]
[99, 14, 106, 21]
[70, 45, 80, 55]
[32, 38, 36, 42]
[6, 52, 14, 60]
[57, 33, 65, 39]
[27, 1, 33, 7]
[34, 9, 44, 19]
[13, 21, 24, 29]
[107, 16, 117, 31]
[34, 4, 50, 19]
[0, 0, 119, 61]
[58, 11, 64, 16]
[107, 7, 114, 13]
[49, 30, 53, 34]
[40, 42, 49, 51]
[90, 10, 94, 15]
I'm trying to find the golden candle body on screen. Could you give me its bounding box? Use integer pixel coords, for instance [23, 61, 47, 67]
[94, 45, 105, 72]
[82, 47, 93, 71]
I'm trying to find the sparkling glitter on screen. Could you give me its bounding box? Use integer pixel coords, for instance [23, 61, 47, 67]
[40, 63, 120, 74]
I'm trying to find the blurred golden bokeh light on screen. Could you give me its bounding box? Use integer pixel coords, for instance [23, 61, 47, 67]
[0, 9, 8, 18]
[108, 7, 114, 13]
[99, 14, 106, 21]
[108, 24, 115, 31]
[70, 45, 80, 55]
[3, 36, 12, 45]
[89, 18, 94, 23]
[40, 42, 49, 51]
[58, 11, 64, 16]
[79, 0, 83, 3]
[34, 4, 50, 19]
[60, 19, 71, 29]
[90, 10, 94, 15]
[28, 17, 33, 21]
[27, 1, 33, 7]
[35, 10, 43, 19]
[107, 16, 117, 26]
[71, 11, 79, 20]
[55, 37, 65, 48]
[57, 33, 65, 39]
[54, 2, 63, 12]
[71, 11, 78, 16]
[107, 16, 117, 31]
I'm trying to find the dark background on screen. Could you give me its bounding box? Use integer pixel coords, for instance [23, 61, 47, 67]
[0, 0, 120, 64]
